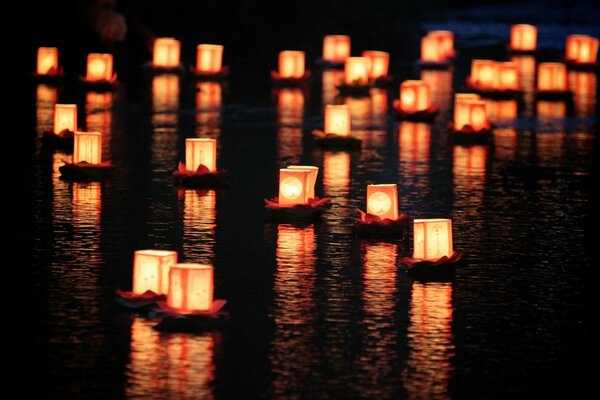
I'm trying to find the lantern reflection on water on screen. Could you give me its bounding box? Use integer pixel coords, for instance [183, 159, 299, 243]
[536, 100, 567, 118]
[421, 30, 454, 63]
[537, 63, 568, 92]
[569, 71, 596, 117]
[288, 166, 318, 200]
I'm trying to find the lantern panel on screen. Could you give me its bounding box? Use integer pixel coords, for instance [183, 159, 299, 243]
[367, 184, 398, 220]
[73, 131, 102, 164]
[400, 80, 431, 113]
[196, 44, 223, 73]
[133, 250, 178, 295]
[279, 168, 310, 205]
[413, 218, 453, 260]
[185, 138, 217, 172]
[278, 51, 305, 78]
[537, 63, 567, 91]
[37, 47, 58, 75]
[54, 104, 77, 133]
[325, 104, 351, 136]
[362, 50, 390, 79]
[153, 38, 181, 67]
[167, 263, 214, 312]
[323, 35, 350, 62]
[86, 53, 113, 81]
[287, 165, 318, 200]
[344, 57, 370, 85]
[510, 24, 537, 51]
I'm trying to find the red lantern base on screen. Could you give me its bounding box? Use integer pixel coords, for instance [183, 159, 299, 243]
[79, 75, 119, 90]
[354, 211, 410, 238]
[264, 197, 331, 221]
[189, 66, 230, 80]
[399, 251, 462, 281]
[115, 289, 166, 311]
[40, 129, 74, 150]
[312, 130, 362, 150]
[141, 61, 185, 74]
[336, 82, 371, 97]
[447, 122, 492, 145]
[58, 161, 116, 180]
[314, 58, 345, 69]
[172, 163, 229, 188]
[153, 299, 229, 332]
[270, 70, 311, 87]
[534, 89, 573, 101]
[392, 101, 439, 122]
[416, 59, 454, 70]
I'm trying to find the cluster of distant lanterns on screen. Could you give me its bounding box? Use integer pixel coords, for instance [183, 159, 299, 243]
[35, 24, 598, 318]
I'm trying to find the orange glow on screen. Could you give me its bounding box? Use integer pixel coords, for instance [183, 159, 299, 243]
[362, 50, 390, 78]
[537, 62, 567, 91]
[152, 75, 180, 128]
[36, 85, 57, 134]
[536, 100, 566, 118]
[345, 96, 371, 125]
[470, 59, 496, 88]
[196, 82, 222, 136]
[72, 182, 102, 226]
[399, 122, 431, 167]
[196, 44, 223, 73]
[421, 30, 454, 62]
[453, 145, 487, 179]
[400, 80, 431, 113]
[420, 70, 453, 116]
[167, 263, 214, 312]
[565, 34, 599, 64]
[182, 190, 216, 264]
[323, 151, 350, 199]
[325, 104, 351, 136]
[185, 138, 216, 172]
[86, 53, 113, 81]
[512, 55, 536, 93]
[344, 57, 370, 85]
[321, 70, 344, 105]
[277, 88, 304, 125]
[132, 250, 178, 295]
[73, 131, 102, 164]
[413, 218, 453, 260]
[497, 62, 518, 90]
[484, 99, 517, 120]
[366, 184, 398, 220]
[510, 24, 537, 51]
[53, 104, 77, 133]
[279, 168, 310, 205]
[453, 93, 489, 131]
[288, 166, 318, 200]
[370, 88, 388, 118]
[569, 71, 597, 117]
[278, 51, 305, 78]
[85, 91, 113, 136]
[276, 224, 316, 271]
[470, 60, 518, 90]
[37, 47, 58, 74]
[152, 38, 181, 67]
[323, 35, 350, 62]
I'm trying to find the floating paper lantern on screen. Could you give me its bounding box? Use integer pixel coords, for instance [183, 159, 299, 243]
[132, 250, 178, 295]
[37, 47, 58, 75]
[86, 53, 113, 81]
[196, 44, 223, 73]
[323, 35, 350, 63]
[185, 138, 216, 172]
[400, 80, 431, 113]
[413, 218, 453, 260]
[565, 34, 599, 64]
[510, 24, 537, 51]
[470, 59, 496, 89]
[152, 38, 181, 68]
[167, 263, 213, 312]
[278, 51, 305, 78]
[324, 104, 351, 136]
[344, 57, 370, 85]
[537, 62, 567, 91]
[497, 62, 519, 90]
[421, 31, 454, 62]
[53, 104, 77, 133]
[288, 165, 318, 200]
[362, 51, 389, 79]
[279, 168, 310, 205]
[73, 131, 102, 164]
[453, 93, 489, 131]
[367, 184, 398, 220]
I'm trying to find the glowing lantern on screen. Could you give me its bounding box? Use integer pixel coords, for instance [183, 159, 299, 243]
[288, 165, 318, 200]
[37, 47, 58, 75]
[279, 168, 310, 205]
[185, 138, 216, 172]
[510, 24, 537, 51]
[53, 104, 77, 133]
[324, 104, 351, 136]
[278, 51, 305, 78]
[152, 38, 181, 68]
[430, 30, 454, 59]
[167, 263, 213, 312]
[470, 59, 497, 89]
[454, 93, 489, 131]
[132, 250, 178, 295]
[196, 44, 223, 73]
[366, 184, 398, 220]
[413, 218, 453, 260]
[86, 53, 113, 81]
[400, 80, 431, 113]
[323, 35, 350, 62]
[73, 131, 102, 164]
[421, 31, 454, 62]
[537, 62, 567, 92]
[565, 35, 599, 64]
[362, 51, 389, 79]
[344, 57, 370, 85]
[497, 62, 519, 90]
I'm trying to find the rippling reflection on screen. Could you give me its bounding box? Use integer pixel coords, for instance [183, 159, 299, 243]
[270, 225, 316, 397]
[485, 99, 518, 120]
[403, 282, 454, 398]
[86, 91, 114, 156]
[322, 70, 344, 105]
[196, 82, 222, 137]
[152, 74, 180, 126]
[453, 145, 488, 214]
[493, 128, 518, 160]
[569, 71, 596, 117]
[420, 69, 453, 119]
[345, 88, 388, 129]
[511, 55, 536, 116]
[36, 84, 57, 135]
[126, 317, 216, 399]
[180, 189, 216, 264]
[536, 100, 567, 119]
[398, 122, 431, 200]
[276, 88, 304, 167]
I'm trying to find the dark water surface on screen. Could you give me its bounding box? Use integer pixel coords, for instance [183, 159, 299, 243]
[23, 21, 597, 399]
